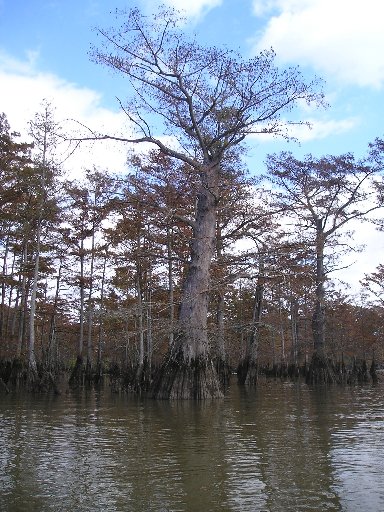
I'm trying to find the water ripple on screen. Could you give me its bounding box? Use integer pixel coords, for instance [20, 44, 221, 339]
[1, 383, 384, 511]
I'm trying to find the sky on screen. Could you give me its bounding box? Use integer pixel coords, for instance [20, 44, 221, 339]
[1, 0, 384, 295]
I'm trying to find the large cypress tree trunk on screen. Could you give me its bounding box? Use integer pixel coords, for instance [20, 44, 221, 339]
[152, 164, 223, 399]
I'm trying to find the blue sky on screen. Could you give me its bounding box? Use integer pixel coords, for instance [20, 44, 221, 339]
[1, 0, 383, 167]
[1, 0, 384, 291]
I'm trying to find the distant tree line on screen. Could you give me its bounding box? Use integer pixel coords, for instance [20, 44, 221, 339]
[1, 107, 383, 394]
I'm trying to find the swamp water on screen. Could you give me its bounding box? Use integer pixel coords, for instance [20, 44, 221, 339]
[1, 381, 384, 511]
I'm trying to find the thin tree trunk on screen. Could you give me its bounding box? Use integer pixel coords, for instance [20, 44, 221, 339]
[290, 298, 299, 366]
[307, 221, 336, 383]
[246, 287, 263, 381]
[312, 225, 326, 354]
[86, 223, 96, 374]
[29, 115, 50, 381]
[214, 219, 230, 388]
[28, 219, 41, 375]
[166, 225, 175, 348]
[146, 264, 153, 373]
[215, 222, 225, 360]
[5, 248, 17, 343]
[216, 291, 225, 359]
[279, 302, 286, 364]
[240, 257, 264, 386]
[136, 269, 144, 370]
[0, 233, 10, 343]
[16, 242, 28, 358]
[47, 256, 63, 371]
[69, 237, 86, 386]
[78, 238, 85, 360]
[97, 247, 108, 375]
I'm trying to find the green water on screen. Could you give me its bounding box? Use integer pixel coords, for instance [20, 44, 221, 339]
[1, 381, 383, 511]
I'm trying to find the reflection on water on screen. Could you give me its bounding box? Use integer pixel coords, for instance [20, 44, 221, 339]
[1, 382, 384, 511]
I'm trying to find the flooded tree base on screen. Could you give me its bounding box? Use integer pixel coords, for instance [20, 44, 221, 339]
[305, 353, 379, 386]
[120, 359, 153, 394]
[237, 357, 258, 386]
[237, 353, 379, 387]
[342, 358, 373, 385]
[1, 348, 379, 396]
[306, 352, 339, 384]
[215, 356, 231, 390]
[69, 356, 111, 389]
[0, 376, 10, 393]
[370, 359, 378, 384]
[69, 356, 85, 387]
[38, 371, 61, 395]
[4, 358, 30, 390]
[0, 357, 61, 393]
[151, 352, 224, 399]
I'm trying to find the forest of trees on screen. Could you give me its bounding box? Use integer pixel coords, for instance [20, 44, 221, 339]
[1, 7, 384, 397]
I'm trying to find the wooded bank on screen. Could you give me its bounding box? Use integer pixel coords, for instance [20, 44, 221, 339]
[1, 7, 384, 397]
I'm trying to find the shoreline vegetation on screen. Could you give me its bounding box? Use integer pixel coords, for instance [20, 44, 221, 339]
[0, 354, 379, 397]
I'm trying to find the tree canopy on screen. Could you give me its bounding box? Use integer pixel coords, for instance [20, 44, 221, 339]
[91, 6, 325, 168]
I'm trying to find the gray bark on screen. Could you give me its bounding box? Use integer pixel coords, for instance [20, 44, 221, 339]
[312, 219, 326, 354]
[78, 237, 85, 360]
[16, 242, 28, 358]
[28, 220, 40, 374]
[166, 225, 175, 348]
[86, 222, 96, 369]
[176, 164, 218, 361]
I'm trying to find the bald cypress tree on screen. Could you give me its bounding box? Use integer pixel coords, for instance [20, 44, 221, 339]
[88, 6, 325, 398]
[266, 151, 382, 383]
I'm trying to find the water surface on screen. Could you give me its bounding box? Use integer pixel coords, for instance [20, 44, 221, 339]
[1, 381, 383, 511]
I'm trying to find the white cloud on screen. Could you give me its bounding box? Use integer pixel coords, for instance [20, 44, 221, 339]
[0, 50, 197, 180]
[0, 51, 133, 178]
[252, 0, 384, 88]
[252, 0, 312, 17]
[334, 219, 384, 294]
[288, 117, 359, 142]
[144, 0, 222, 19]
[166, 0, 222, 17]
[249, 116, 358, 144]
